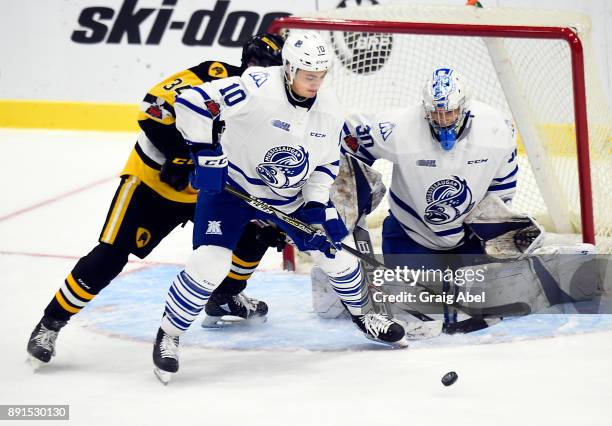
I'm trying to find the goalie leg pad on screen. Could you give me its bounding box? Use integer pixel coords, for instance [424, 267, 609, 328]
[330, 154, 386, 232]
[311, 266, 351, 319]
[455, 246, 598, 315]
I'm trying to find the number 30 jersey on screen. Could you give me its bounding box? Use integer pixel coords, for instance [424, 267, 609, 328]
[342, 101, 518, 250]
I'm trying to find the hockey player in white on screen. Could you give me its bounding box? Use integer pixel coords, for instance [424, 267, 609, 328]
[342, 67, 518, 257]
[152, 32, 408, 383]
[333, 68, 596, 331]
[339, 68, 518, 328]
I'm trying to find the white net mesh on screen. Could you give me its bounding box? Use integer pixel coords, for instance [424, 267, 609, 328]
[286, 4, 612, 253]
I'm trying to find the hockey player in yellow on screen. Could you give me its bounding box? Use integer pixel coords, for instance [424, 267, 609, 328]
[27, 34, 286, 369]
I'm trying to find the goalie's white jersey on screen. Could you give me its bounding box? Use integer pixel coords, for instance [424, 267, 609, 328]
[174, 66, 343, 213]
[342, 101, 518, 250]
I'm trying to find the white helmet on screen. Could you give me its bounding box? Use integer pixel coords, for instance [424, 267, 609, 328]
[282, 31, 332, 85]
[422, 68, 469, 150]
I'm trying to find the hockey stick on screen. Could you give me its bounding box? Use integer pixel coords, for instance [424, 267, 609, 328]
[224, 184, 505, 334]
[224, 184, 441, 320]
[224, 184, 392, 269]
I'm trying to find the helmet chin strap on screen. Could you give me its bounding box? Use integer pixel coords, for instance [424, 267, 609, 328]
[283, 68, 307, 102]
[283, 73, 309, 103]
[287, 84, 308, 103]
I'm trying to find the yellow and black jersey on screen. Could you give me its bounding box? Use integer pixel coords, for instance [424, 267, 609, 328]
[121, 60, 243, 203]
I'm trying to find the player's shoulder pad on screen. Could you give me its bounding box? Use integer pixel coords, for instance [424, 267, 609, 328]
[470, 100, 516, 148]
[190, 60, 242, 82]
[241, 65, 279, 91]
[345, 106, 408, 143]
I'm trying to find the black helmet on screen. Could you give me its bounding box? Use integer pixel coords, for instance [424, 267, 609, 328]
[241, 33, 284, 68]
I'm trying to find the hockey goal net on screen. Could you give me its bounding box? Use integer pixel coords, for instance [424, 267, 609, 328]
[270, 4, 612, 269]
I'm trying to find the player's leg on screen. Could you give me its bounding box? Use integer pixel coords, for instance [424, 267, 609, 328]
[27, 176, 193, 366]
[310, 247, 408, 347]
[203, 222, 285, 326]
[265, 209, 408, 347]
[154, 191, 252, 378]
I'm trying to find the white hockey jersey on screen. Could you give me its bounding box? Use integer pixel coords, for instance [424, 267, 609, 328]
[342, 101, 518, 250]
[174, 66, 343, 213]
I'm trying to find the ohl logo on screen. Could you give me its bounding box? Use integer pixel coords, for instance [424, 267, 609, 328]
[424, 176, 474, 225]
[256, 146, 310, 191]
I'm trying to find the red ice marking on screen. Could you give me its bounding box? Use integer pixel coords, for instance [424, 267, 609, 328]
[0, 250, 180, 266]
[0, 176, 116, 222]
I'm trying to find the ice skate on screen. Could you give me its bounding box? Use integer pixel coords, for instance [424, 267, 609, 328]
[26, 316, 67, 370]
[201, 292, 268, 328]
[352, 313, 409, 347]
[153, 328, 179, 384]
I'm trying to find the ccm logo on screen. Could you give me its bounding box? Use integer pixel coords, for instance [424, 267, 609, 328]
[199, 157, 228, 167]
[310, 132, 326, 138]
[467, 159, 488, 164]
[171, 157, 194, 165]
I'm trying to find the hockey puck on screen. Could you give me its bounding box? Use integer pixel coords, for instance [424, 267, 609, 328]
[441, 371, 458, 386]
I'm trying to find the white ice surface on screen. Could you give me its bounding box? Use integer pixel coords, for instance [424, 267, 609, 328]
[1, 129, 611, 426]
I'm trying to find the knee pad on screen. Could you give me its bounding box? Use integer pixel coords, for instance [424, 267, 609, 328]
[185, 245, 232, 286]
[311, 248, 359, 278]
[72, 243, 129, 292]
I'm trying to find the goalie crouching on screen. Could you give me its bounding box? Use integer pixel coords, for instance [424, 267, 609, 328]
[313, 67, 598, 332]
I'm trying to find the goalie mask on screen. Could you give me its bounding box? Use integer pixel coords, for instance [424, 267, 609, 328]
[282, 31, 331, 85]
[422, 68, 469, 150]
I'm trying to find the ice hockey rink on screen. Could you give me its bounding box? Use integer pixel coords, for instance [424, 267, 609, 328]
[1, 128, 611, 425]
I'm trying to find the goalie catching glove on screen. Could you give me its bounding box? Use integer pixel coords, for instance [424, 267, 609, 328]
[299, 202, 349, 258]
[465, 194, 544, 259]
[190, 144, 228, 194]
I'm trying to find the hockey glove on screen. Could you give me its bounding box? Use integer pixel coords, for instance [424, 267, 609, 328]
[191, 145, 228, 194]
[301, 202, 349, 258]
[160, 156, 194, 191]
[255, 225, 287, 252]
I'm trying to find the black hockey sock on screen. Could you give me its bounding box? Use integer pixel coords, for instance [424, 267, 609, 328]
[43, 243, 129, 321]
[214, 222, 274, 297]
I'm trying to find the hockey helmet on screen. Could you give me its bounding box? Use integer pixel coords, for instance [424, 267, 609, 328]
[422, 68, 469, 150]
[241, 33, 284, 68]
[282, 31, 332, 85]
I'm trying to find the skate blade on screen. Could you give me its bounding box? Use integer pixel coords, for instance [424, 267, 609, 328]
[402, 320, 443, 340]
[201, 314, 267, 329]
[154, 367, 174, 385]
[27, 356, 45, 372]
[365, 334, 410, 348]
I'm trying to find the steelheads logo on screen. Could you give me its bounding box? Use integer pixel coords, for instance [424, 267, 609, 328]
[256, 146, 310, 191]
[424, 176, 475, 225]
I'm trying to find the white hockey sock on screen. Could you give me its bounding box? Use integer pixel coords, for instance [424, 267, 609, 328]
[328, 265, 372, 316]
[161, 270, 216, 336]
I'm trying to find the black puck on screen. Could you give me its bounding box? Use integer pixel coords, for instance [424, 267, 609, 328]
[441, 371, 458, 386]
